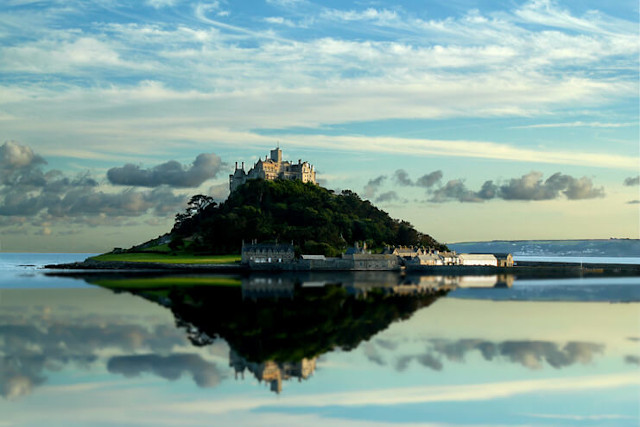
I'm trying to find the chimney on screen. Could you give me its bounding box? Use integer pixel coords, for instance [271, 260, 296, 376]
[235, 161, 238, 170]
[242, 161, 245, 170]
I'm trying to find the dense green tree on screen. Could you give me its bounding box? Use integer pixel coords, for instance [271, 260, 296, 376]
[171, 179, 447, 255]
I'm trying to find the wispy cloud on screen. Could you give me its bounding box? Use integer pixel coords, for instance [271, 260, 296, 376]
[512, 121, 637, 129]
[283, 135, 636, 170]
[522, 412, 635, 421]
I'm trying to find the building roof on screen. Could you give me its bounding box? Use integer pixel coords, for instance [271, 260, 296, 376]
[416, 254, 440, 260]
[459, 253, 497, 260]
[467, 252, 512, 258]
[344, 253, 397, 260]
[242, 243, 294, 252]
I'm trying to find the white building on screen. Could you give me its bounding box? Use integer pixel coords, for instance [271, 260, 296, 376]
[458, 253, 498, 266]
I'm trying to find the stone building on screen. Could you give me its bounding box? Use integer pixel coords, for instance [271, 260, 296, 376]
[241, 242, 295, 265]
[229, 147, 317, 192]
[493, 253, 514, 267]
[342, 253, 401, 271]
[407, 253, 443, 266]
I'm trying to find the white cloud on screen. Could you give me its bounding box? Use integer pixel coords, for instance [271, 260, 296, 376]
[264, 16, 296, 27]
[322, 8, 400, 25]
[513, 0, 637, 35]
[266, 0, 304, 6]
[279, 134, 635, 170]
[0, 77, 635, 170]
[0, 36, 133, 74]
[146, 0, 178, 8]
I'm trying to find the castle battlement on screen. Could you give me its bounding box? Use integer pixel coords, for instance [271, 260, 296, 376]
[229, 147, 317, 192]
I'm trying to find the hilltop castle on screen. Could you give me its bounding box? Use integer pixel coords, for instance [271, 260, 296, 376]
[229, 147, 317, 192]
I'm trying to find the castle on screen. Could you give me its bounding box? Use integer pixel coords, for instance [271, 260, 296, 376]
[229, 147, 317, 192]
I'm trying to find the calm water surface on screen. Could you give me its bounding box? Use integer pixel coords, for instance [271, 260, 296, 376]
[0, 254, 639, 426]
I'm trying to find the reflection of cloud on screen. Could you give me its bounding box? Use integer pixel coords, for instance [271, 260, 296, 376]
[0, 370, 45, 400]
[0, 319, 189, 399]
[395, 354, 442, 371]
[170, 373, 639, 413]
[624, 355, 639, 365]
[499, 341, 604, 370]
[395, 355, 412, 372]
[374, 338, 398, 351]
[107, 354, 224, 387]
[362, 343, 386, 366]
[430, 339, 604, 370]
[415, 354, 443, 371]
[380, 338, 606, 371]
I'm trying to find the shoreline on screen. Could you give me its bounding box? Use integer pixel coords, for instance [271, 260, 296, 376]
[44, 259, 640, 278]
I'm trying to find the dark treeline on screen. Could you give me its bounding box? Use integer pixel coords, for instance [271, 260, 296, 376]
[171, 179, 447, 256]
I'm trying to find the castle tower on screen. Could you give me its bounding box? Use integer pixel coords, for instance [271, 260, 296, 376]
[230, 147, 317, 193]
[270, 148, 282, 163]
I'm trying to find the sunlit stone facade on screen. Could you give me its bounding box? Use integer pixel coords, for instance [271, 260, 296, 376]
[229, 147, 317, 192]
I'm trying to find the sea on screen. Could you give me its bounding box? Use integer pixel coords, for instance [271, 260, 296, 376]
[1, 252, 639, 426]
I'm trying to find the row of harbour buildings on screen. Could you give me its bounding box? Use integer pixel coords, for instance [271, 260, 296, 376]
[241, 242, 513, 271]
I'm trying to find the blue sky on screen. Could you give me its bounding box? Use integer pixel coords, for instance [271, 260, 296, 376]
[0, 0, 638, 251]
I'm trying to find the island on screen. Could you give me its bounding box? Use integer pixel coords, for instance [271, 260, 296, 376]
[46, 147, 640, 278]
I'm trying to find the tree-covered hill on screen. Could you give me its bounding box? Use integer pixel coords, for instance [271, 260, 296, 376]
[170, 179, 447, 256]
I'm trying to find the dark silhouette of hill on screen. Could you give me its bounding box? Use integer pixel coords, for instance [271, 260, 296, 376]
[107, 281, 446, 363]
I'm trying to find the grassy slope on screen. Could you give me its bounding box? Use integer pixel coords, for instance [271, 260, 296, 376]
[93, 276, 242, 289]
[89, 252, 241, 264]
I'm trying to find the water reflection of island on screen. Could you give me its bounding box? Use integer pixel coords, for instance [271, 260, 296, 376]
[1, 275, 633, 400]
[230, 350, 317, 394]
[104, 272, 448, 393]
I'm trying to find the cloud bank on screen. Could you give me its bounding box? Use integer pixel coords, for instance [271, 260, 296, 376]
[0, 141, 226, 230]
[366, 169, 605, 203]
[107, 154, 224, 188]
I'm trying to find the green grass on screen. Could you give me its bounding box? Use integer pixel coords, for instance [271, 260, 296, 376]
[89, 252, 241, 264]
[140, 243, 172, 253]
[94, 276, 242, 289]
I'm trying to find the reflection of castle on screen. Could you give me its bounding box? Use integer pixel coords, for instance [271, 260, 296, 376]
[229, 350, 317, 394]
[229, 147, 317, 192]
[404, 274, 514, 289]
